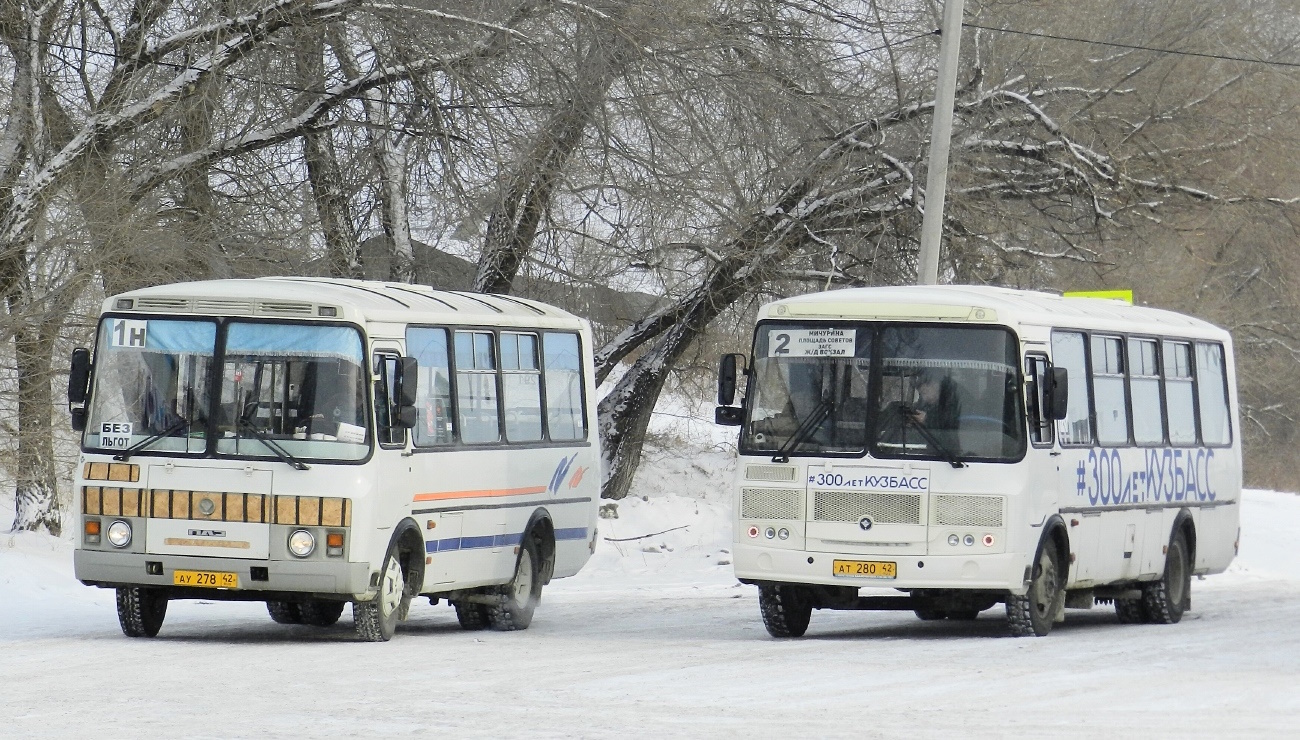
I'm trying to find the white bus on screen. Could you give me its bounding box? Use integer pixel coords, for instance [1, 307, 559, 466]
[69, 278, 600, 641]
[715, 285, 1240, 637]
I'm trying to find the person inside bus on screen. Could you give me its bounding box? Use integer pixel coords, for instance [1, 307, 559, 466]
[907, 370, 962, 431]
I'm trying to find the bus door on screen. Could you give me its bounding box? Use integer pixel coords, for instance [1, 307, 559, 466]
[373, 344, 416, 516]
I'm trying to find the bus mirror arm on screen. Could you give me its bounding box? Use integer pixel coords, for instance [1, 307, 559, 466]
[1047, 367, 1069, 421]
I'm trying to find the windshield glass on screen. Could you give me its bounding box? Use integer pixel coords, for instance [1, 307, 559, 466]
[84, 318, 216, 454]
[873, 326, 1025, 462]
[742, 324, 872, 455]
[215, 323, 368, 461]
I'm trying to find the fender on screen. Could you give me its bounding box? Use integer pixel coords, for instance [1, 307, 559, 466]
[1169, 507, 1197, 566]
[521, 508, 557, 584]
[383, 517, 427, 596]
[1022, 514, 1070, 589]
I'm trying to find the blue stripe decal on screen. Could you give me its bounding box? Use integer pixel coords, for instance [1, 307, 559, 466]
[424, 528, 588, 554]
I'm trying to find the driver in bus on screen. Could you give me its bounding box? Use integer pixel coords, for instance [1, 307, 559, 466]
[907, 370, 962, 430]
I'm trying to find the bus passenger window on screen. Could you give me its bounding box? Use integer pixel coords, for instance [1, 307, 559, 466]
[502, 333, 543, 442]
[407, 327, 454, 445]
[1196, 342, 1231, 445]
[1164, 341, 1197, 445]
[455, 331, 501, 443]
[543, 333, 586, 441]
[1128, 338, 1164, 445]
[1091, 336, 1129, 446]
[1051, 331, 1093, 446]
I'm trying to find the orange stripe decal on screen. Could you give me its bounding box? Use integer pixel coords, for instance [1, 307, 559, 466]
[413, 486, 548, 503]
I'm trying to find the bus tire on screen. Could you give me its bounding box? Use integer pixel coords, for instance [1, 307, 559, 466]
[1142, 528, 1191, 624]
[299, 600, 346, 627]
[1114, 596, 1149, 624]
[487, 536, 543, 631]
[947, 609, 981, 621]
[267, 601, 303, 625]
[1006, 543, 1065, 637]
[914, 608, 947, 621]
[758, 583, 812, 638]
[453, 600, 491, 631]
[353, 545, 409, 642]
[117, 587, 167, 638]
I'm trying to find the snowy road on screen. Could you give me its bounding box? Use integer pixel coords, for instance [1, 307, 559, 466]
[4, 488, 1299, 738]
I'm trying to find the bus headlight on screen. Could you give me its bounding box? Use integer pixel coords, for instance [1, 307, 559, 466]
[106, 520, 132, 548]
[288, 529, 316, 558]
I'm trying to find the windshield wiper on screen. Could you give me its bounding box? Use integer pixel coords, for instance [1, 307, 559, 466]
[771, 398, 834, 463]
[237, 418, 310, 471]
[113, 417, 192, 461]
[897, 405, 966, 469]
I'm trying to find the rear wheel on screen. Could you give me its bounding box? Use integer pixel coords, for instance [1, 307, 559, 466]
[117, 587, 167, 638]
[1006, 543, 1065, 637]
[1143, 529, 1191, 624]
[487, 537, 543, 631]
[267, 601, 303, 625]
[758, 584, 813, 638]
[947, 609, 981, 621]
[353, 546, 409, 642]
[1115, 596, 1150, 624]
[914, 608, 947, 621]
[453, 600, 490, 630]
[299, 600, 345, 627]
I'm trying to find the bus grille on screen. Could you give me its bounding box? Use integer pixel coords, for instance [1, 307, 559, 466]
[745, 464, 797, 482]
[813, 491, 922, 524]
[932, 495, 1004, 527]
[740, 488, 803, 520]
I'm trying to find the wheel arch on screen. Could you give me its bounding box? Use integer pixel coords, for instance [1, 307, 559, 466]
[1171, 508, 1197, 564]
[1040, 514, 1071, 576]
[522, 508, 557, 584]
[387, 518, 427, 594]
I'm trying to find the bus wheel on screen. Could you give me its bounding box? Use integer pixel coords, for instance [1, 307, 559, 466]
[117, 587, 167, 638]
[299, 600, 345, 627]
[488, 537, 542, 631]
[267, 601, 303, 625]
[453, 601, 490, 630]
[1114, 596, 1149, 624]
[1006, 545, 1065, 637]
[1142, 529, 1191, 624]
[758, 584, 812, 638]
[914, 608, 947, 621]
[947, 610, 981, 621]
[354, 547, 409, 642]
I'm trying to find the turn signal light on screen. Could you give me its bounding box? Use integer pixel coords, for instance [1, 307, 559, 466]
[85, 520, 101, 535]
[326, 533, 344, 548]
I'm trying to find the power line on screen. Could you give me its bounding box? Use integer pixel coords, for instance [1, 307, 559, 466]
[964, 22, 1300, 70]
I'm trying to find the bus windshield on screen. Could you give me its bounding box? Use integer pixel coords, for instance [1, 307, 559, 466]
[84, 319, 369, 462]
[741, 322, 1025, 462]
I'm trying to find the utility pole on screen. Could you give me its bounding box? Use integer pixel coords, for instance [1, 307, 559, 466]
[916, 0, 965, 285]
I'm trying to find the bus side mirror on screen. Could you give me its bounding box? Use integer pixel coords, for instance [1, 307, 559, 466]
[69, 348, 91, 404]
[69, 348, 91, 431]
[718, 353, 746, 406]
[1047, 367, 1069, 420]
[396, 356, 419, 428]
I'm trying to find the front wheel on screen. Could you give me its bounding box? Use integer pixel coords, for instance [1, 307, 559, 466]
[1143, 529, 1191, 624]
[1006, 543, 1065, 637]
[758, 584, 813, 638]
[117, 587, 168, 638]
[487, 537, 543, 631]
[353, 547, 410, 642]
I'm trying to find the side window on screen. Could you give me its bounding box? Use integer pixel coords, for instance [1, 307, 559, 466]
[407, 327, 454, 446]
[1051, 331, 1093, 446]
[543, 332, 586, 441]
[1196, 342, 1231, 445]
[501, 332, 543, 442]
[1025, 354, 1054, 447]
[454, 331, 501, 443]
[1164, 341, 1197, 445]
[1091, 335, 1129, 446]
[1128, 338, 1164, 445]
[373, 353, 404, 447]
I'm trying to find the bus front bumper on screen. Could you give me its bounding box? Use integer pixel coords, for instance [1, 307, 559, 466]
[733, 542, 1028, 594]
[75, 549, 373, 600]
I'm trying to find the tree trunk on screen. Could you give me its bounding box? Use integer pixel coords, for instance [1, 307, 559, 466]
[474, 22, 630, 294]
[10, 321, 60, 534]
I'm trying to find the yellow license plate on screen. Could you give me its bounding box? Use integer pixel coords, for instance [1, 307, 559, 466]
[173, 570, 239, 589]
[832, 560, 897, 579]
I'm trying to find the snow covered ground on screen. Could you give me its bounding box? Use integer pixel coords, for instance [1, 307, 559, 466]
[3, 414, 1299, 737]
